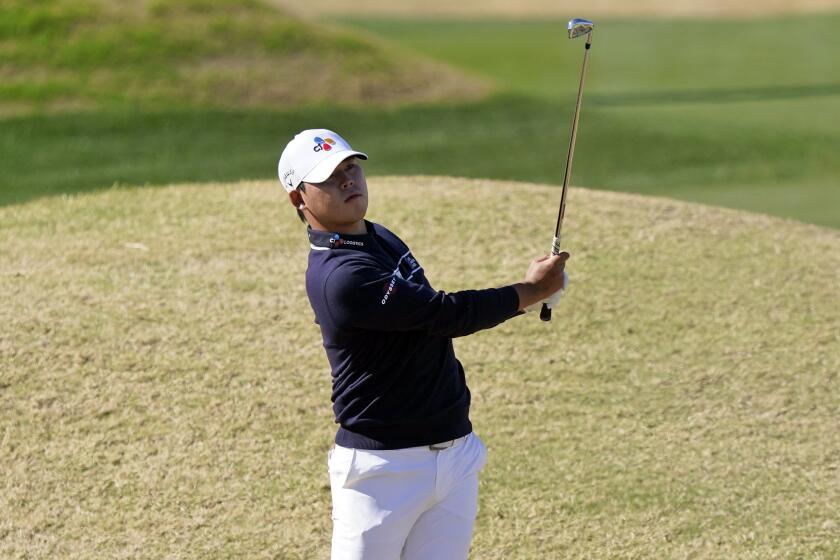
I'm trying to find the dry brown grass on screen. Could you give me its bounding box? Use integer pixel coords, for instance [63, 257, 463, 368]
[273, 0, 840, 19]
[1, 177, 838, 558]
[177, 52, 489, 109]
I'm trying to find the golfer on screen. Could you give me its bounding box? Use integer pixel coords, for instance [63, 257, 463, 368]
[279, 129, 568, 560]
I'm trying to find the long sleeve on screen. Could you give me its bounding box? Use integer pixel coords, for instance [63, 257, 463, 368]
[323, 261, 521, 338]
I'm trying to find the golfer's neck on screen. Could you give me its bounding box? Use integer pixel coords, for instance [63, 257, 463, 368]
[307, 215, 366, 236]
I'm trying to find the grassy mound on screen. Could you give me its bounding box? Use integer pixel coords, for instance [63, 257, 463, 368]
[0, 0, 486, 114]
[1, 178, 838, 558]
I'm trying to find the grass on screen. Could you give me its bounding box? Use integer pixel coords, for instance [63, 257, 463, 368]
[2, 92, 839, 227]
[337, 17, 840, 99]
[1, 178, 838, 558]
[270, 0, 840, 19]
[331, 15, 840, 227]
[2, 11, 839, 227]
[0, 0, 484, 112]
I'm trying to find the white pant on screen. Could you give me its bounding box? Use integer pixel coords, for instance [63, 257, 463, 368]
[328, 432, 488, 560]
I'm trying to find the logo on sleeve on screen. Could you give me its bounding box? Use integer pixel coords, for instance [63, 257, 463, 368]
[313, 137, 336, 152]
[396, 252, 422, 281]
[381, 276, 398, 305]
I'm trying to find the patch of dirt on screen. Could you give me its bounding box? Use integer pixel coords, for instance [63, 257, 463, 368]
[272, 0, 840, 19]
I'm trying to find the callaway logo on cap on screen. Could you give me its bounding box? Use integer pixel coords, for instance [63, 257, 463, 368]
[278, 129, 368, 193]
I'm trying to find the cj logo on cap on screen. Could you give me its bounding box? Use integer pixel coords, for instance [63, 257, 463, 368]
[314, 137, 336, 152]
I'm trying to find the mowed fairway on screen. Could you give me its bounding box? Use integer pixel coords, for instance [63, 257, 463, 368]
[1, 178, 838, 558]
[334, 16, 840, 228]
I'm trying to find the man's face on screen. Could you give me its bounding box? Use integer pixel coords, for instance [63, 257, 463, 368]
[300, 157, 368, 229]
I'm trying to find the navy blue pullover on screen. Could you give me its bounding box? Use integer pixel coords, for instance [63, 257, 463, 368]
[306, 220, 522, 450]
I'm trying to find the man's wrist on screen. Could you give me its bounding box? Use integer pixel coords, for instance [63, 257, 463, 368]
[512, 282, 544, 312]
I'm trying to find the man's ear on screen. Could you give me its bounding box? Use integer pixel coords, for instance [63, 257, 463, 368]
[289, 189, 304, 210]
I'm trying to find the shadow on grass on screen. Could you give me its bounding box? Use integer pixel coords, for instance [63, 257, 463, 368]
[1, 94, 837, 228]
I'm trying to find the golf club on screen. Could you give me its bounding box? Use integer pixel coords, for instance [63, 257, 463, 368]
[541, 18, 595, 322]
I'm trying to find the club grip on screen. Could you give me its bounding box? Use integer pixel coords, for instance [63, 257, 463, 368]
[540, 234, 562, 322]
[540, 303, 552, 321]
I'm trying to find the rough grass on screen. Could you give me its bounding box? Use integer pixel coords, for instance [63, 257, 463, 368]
[1, 177, 838, 558]
[0, 0, 486, 114]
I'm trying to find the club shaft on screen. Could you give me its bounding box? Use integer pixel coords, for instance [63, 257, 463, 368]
[553, 33, 592, 245]
[541, 31, 592, 323]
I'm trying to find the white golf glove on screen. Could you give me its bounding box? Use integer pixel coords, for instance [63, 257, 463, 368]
[524, 270, 569, 313]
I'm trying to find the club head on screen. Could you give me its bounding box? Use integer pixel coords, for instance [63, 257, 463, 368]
[568, 18, 594, 39]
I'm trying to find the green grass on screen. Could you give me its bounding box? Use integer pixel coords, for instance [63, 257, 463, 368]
[331, 15, 840, 227]
[337, 17, 840, 99]
[3, 92, 839, 227]
[2, 10, 839, 227]
[1, 179, 838, 558]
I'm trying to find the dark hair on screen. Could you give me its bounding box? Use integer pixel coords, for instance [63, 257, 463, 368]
[296, 183, 307, 223]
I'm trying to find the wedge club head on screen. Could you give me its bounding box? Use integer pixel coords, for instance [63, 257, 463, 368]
[568, 18, 594, 39]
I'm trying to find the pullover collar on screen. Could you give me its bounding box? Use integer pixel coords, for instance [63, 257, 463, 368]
[308, 220, 373, 252]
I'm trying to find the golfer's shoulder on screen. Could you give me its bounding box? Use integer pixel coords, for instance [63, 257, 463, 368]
[370, 221, 410, 252]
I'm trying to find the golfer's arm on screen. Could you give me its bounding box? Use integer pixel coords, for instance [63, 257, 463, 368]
[326, 265, 521, 337]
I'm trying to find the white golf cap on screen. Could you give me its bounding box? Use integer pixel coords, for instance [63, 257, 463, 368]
[278, 129, 368, 193]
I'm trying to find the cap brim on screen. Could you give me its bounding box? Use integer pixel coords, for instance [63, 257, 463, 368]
[302, 150, 368, 184]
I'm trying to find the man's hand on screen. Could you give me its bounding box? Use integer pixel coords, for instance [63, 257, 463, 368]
[523, 270, 569, 313]
[513, 252, 570, 312]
